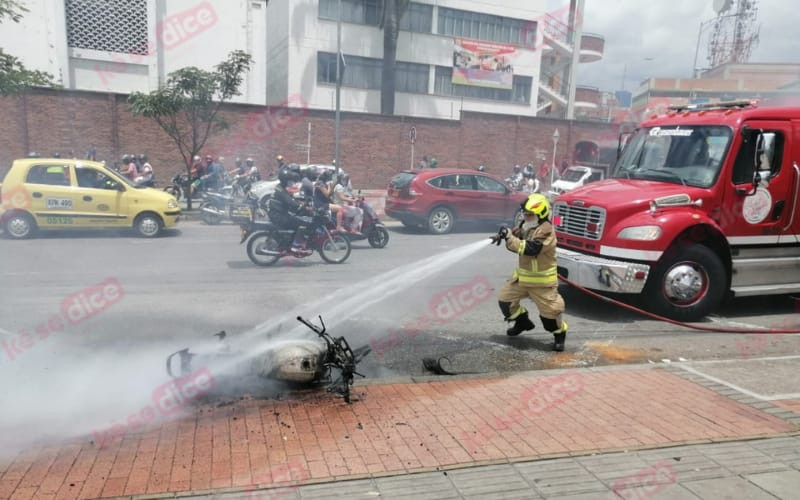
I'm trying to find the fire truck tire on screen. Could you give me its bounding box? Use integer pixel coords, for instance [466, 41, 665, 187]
[643, 244, 726, 322]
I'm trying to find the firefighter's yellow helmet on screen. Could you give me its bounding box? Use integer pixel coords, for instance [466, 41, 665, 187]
[521, 193, 550, 219]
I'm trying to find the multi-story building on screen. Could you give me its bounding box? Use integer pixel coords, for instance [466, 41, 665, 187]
[0, 0, 269, 104]
[0, 0, 605, 120]
[266, 0, 604, 120]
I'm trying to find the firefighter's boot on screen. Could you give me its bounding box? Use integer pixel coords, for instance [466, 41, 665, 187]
[507, 312, 535, 336]
[553, 321, 568, 352]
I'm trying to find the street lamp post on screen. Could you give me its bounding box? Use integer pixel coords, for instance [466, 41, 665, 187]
[551, 129, 560, 190]
[334, 0, 342, 174]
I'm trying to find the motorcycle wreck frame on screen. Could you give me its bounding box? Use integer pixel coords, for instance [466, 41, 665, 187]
[165, 315, 370, 404]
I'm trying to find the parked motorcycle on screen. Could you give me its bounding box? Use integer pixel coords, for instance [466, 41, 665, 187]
[238, 203, 351, 266]
[201, 187, 266, 225]
[163, 173, 189, 200]
[341, 196, 389, 248]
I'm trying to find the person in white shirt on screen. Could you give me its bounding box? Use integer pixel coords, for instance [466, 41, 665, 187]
[333, 173, 363, 233]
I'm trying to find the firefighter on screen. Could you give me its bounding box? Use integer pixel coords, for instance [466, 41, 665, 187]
[491, 193, 567, 351]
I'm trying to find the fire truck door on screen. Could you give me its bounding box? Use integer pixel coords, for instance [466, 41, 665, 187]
[724, 122, 796, 240]
[723, 121, 799, 290]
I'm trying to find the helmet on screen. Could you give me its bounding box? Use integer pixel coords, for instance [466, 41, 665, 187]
[521, 193, 550, 219]
[139, 154, 147, 162]
[513, 165, 521, 173]
[429, 158, 438, 167]
[142, 165, 152, 174]
[193, 155, 201, 162]
[245, 157, 254, 165]
[276, 154, 284, 162]
[278, 168, 300, 186]
[121, 155, 130, 163]
[477, 165, 486, 172]
[205, 155, 213, 161]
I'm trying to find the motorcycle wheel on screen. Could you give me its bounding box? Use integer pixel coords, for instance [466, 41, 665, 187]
[367, 226, 389, 248]
[164, 185, 182, 201]
[318, 231, 351, 264]
[246, 232, 281, 266]
[199, 201, 222, 225]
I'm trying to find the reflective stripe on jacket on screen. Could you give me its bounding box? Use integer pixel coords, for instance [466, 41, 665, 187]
[505, 221, 558, 287]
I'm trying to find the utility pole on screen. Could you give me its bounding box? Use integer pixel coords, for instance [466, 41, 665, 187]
[565, 0, 584, 120]
[334, 0, 342, 174]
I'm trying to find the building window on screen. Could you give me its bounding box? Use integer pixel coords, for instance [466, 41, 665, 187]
[438, 7, 534, 46]
[319, 0, 380, 26]
[396, 61, 429, 93]
[399, 3, 433, 33]
[318, 52, 429, 94]
[65, 0, 148, 54]
[434, 66, 531, 103]
[319, 1, 433, 33]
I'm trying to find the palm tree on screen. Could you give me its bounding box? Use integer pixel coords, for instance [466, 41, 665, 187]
[379, 0, 410, 115]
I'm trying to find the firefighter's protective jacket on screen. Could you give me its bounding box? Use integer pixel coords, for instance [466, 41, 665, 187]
[505, 220, 558, 287]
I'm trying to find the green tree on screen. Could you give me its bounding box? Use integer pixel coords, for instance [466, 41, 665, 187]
[379, 0, 410, 115]
[128, 50, 253, 210]
[0, 0, 56, 95]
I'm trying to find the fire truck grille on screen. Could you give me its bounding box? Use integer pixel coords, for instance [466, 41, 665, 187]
[553, 202, 606, 241]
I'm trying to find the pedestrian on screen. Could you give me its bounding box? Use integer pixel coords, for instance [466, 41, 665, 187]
[490, 193, 567, 351]
[417, 155, 429, 170]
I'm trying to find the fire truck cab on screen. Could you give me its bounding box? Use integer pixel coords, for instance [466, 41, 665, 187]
[554, 101, 800, 321]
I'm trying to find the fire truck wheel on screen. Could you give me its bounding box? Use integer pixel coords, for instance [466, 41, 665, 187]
[644, 244, 726, 322]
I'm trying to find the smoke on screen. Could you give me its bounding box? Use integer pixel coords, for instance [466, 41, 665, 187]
[0, 238, 492, 459]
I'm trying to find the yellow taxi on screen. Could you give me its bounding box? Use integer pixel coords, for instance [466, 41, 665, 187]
[0, 158, 180, 238]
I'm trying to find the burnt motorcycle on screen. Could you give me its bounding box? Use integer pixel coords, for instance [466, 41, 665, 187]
[166, 315, 370, 403]
[237, 202, 351, 266]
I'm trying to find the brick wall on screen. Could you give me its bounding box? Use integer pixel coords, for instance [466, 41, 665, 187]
[0, 89, 619, 189]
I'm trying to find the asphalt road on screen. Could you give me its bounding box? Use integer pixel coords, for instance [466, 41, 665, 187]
[1, 218, 799, 452]
[1, 218, 799, 378]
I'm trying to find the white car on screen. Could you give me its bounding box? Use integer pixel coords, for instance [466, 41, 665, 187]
[548, 166, 605, 198]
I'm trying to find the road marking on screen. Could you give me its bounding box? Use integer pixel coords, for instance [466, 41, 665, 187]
[676, 357, 800, 401]
[707, 316, 768, 330]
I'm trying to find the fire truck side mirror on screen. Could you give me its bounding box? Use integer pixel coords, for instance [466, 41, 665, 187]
[737, 170, 762, 197]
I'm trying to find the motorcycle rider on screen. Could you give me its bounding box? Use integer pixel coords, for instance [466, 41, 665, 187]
[313, 169, 346, 231]
[204, 155, 223, 191]
[135, 163, 155, 187]
[268, 168, 312, 254]
[246, 157, 261, 181]
[121, 155, 138, 181]
[491, 193, 567, 352]
[333, 172, 363, 234]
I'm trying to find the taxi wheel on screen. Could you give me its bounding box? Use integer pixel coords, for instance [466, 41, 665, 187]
[134, 213, 163, 238]
[4, 212, 36, 239]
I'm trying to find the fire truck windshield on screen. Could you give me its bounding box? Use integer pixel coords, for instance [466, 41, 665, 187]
[612, 125, 732, 188]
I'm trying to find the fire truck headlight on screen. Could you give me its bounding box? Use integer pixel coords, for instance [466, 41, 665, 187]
[617, 225, 662, 241]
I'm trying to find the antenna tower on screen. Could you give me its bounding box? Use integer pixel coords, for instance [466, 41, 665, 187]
[708, 0, 760, 68]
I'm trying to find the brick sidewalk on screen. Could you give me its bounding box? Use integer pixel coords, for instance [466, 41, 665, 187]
[0, 367, 797, 499]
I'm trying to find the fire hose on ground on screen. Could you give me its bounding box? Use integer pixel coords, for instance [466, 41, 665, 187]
[557, 274, 800, 335]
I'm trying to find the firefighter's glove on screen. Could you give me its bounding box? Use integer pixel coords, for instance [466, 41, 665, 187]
[490, 226, 509, 246]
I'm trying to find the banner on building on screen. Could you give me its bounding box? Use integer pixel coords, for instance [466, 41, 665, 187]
[452, 38, 516, 90]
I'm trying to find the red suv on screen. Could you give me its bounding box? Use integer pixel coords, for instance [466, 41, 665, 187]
[385, 169, 529, 234]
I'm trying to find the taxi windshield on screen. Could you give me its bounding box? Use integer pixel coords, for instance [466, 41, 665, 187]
[613, 125, 732, 188]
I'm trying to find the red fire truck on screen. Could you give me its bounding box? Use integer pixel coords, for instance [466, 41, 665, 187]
[554, 101, 800, 321]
